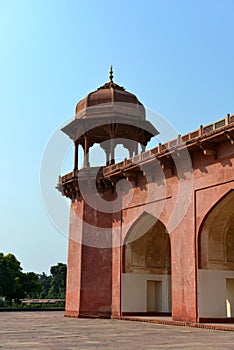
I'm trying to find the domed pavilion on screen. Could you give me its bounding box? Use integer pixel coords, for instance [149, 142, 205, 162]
[62, 66, 158, 168]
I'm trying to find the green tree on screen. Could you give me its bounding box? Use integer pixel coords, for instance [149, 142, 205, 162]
[0, 253, 41, 304]
[47, 263, 67, 299]
[38, 272, 52, 298]
[0, 253, 24, 303]
[0, 253, 67, 303]
[22, 272, 42, 298]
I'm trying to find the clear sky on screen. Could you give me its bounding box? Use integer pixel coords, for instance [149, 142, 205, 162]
[0, 0, 234, 274]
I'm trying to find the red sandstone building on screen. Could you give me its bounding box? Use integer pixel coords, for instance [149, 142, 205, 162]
[58, 69, 234, 323]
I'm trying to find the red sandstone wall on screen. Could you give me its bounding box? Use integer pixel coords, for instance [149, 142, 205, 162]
[66, 197, 116, 317]
[121, 139, 233, 322]
[66, 137, 233, 321]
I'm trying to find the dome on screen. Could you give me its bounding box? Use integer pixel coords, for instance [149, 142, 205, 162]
[75, 66, 145, 119]
[61, 67, 158, 146]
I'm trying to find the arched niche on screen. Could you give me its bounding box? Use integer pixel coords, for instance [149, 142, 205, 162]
[123, 213, 171, 274]
[197, 190, 234, 320]
[122, 212, 171, 315]
[198, 190, 234, 270]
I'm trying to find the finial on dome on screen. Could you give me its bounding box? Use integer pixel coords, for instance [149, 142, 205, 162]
[109, 65, 113, 82]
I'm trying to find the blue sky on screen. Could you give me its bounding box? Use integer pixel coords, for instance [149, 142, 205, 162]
[0, 0, 233, 273]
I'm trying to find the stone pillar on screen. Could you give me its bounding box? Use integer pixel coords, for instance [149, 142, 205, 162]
[110, 139, 116, 165]
[73, 143, 78, 171]
[101, 142, 111, 166]
[109, 123, 117, 165]
[65, 200, 83, 317]
[128, 142, 135, 158]
[170, 198, 197, 323]
[134, 142, 139, 156]
[111, 210, 122, 319]
[83, 135, 90, 167]
[65, 191, 117, 318]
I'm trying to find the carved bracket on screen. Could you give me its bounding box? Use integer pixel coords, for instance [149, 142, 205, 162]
[199, 142, 217, 158]
[224, 131, 234, 145]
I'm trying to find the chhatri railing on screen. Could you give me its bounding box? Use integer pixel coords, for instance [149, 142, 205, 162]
[103, 114, 234, 176]
[59, 114, 233, 183]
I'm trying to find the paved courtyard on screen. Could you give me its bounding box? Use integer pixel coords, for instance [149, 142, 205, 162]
[1, 311, 234, 349]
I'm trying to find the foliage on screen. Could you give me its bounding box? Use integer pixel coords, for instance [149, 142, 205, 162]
[0, 253, 24, 303]
[38, 272, 52, 298]
[47, 263, 67, 299]
[0, 252, 66, 305]
[22, 272, 42, 298]
[38, 263, 67, 299]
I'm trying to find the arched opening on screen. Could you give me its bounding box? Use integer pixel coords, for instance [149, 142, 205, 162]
[88, 143, 106, 167]
[198, 190, 234, 320]
[115, 144, 129, 163]
[122, 213, 171, 315]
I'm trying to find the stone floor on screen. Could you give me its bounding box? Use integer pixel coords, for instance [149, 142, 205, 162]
[1, 312, 234, 349]
[122, 315, 234, 331]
